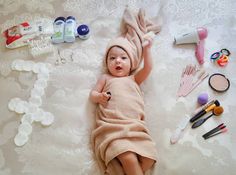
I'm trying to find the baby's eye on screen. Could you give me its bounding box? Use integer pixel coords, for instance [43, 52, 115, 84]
[122, 57, 127, 60]
[109, 57, 115, 60]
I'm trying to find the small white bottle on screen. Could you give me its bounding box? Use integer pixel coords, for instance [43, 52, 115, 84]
[52, 17, 66, 44]
[64, 16, 76, 43]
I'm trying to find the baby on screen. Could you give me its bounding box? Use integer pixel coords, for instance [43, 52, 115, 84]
[90, 36, 157, 175]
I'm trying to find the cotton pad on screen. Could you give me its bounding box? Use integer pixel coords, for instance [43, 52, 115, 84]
[21, 114, 34, 124]
[18, 122, 33, 135]
[41, 112, 55, 126]
[14, 132, 29, 146]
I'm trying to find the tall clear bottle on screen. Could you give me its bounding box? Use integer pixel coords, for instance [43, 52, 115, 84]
[64, 16, 76, 43]
[51, 17, 66, 44]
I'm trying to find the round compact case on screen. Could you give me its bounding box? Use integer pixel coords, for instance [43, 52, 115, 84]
[208, 73, 230, 92]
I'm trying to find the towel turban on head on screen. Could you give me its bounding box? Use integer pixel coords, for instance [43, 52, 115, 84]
[104, 8, 162, 72]
[105, 37, 138, 71]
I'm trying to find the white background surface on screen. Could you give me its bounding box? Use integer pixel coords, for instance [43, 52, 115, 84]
[0, 0, 236, 175]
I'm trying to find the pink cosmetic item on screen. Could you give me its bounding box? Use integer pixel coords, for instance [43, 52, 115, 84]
[203, 123, 227, 140]
[174, 27, 208, 64]
[177, 64, 209, 97]
[202, 123, 226, 138]
[204, 128, 227, 139]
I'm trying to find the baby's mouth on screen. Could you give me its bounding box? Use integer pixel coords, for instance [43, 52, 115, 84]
[116, 66, 122, 70]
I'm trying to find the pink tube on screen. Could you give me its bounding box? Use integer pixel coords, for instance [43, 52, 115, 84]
[196, 27, 208, 64]
[197, 27, 208, 40]
[195, 40, 205, 64]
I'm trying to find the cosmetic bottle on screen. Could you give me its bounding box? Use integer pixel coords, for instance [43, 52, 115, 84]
[64, 16, 76, 43]
[52, 17, 66, 44]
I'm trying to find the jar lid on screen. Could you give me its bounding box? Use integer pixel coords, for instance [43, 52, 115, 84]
[54, 17, 66, 22]
[77, 25, 89, 35]
[66, 16, 75, 21]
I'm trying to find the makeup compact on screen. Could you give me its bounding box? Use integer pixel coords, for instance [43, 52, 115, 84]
[208, 73, 230, 92]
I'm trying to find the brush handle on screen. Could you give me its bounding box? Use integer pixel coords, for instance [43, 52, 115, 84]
[192, 113, 213, 128]
[203, 125, 226, 138]
[190, 110, 206, 122]
[204, 128, 227, 139]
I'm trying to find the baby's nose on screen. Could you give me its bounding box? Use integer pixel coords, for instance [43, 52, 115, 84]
[115, 57, 122, 62]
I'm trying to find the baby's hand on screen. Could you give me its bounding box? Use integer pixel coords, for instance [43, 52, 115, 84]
[142, 32, 155, 49]
[98, 92, 111, 106]
[143, 37, 153, 49]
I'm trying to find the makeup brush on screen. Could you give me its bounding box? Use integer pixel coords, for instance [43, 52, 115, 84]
[192, 106, 224, 128]
[190, 100, 220, 122]
[204, 128, 228, 140]
[202, 123, 225, 138]
[192, 100, 215, 115]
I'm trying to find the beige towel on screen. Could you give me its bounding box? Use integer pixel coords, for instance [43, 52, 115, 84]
[91, 76, 157, 175]
[104, 8, 161, 72]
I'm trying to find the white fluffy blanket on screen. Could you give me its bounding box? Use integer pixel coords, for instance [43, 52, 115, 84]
[0, 0, 236, 175]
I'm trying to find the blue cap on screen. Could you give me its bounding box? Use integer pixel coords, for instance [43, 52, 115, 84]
[77, 25, 89, 35]
[66, 16, 76, 21]
[54, 17, 66, 22]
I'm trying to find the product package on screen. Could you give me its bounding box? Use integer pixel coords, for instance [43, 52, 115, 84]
[3, 20, 53, 49]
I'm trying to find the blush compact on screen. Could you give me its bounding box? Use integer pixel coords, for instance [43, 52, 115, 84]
[208, 73, 230, 92]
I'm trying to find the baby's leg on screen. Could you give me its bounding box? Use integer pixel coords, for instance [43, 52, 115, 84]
[139, 156, 155, 172]
[117, 151, 143, 175]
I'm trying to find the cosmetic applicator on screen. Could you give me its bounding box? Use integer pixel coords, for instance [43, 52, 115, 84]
[190, 100, 220, 122]
[202, 123, 225, 138]
[192, 106, 224, 128]
[204, 128, 228, 139]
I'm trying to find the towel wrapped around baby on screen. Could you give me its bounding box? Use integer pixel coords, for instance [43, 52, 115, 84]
[91, 8, 161, 175]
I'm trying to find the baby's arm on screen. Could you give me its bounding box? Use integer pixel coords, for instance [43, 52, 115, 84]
[90, 74, 111, 106]
[134, 38, 153, 85]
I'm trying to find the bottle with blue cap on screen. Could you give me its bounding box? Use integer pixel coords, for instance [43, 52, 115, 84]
[52, 17, 66, 44]
[64, 16, 76, 43]
[77, 24, 90, 40]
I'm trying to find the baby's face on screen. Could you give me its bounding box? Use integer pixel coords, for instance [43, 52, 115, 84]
[107, 47, 131, 77]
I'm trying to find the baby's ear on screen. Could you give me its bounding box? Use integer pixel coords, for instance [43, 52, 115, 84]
[102, 66, 108, 74]
[102, 56, 108, 73]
